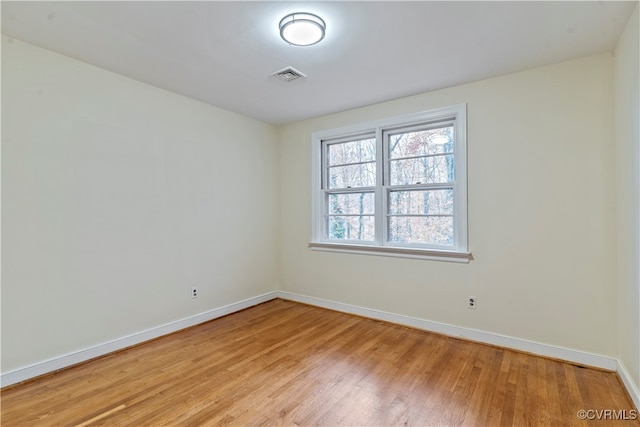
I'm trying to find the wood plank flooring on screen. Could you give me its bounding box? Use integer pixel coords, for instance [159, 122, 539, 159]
[1, 299, 637, 426]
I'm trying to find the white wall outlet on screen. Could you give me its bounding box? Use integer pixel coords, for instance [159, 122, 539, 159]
[468, 296, 476, 309]
[191, 287, 199, 299]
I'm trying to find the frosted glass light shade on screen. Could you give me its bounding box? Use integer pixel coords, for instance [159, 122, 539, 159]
[279, 13, 326, 46]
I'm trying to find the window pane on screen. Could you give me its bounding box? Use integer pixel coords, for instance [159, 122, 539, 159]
[388, 216, 453, 246]
[389, 189, 453, 215]
[389, 154, 454, 185]
[389, 126, 453, 159]
[328, 138, 376, 166]
[328, 192, 375, 215]
[328, 215, 375, 241]
[328, 163, 376, 189]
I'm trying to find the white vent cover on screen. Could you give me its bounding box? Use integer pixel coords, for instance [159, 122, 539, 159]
[271, 66, 307, 82]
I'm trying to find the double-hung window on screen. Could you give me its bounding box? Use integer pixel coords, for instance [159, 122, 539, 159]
[310, 104, 469, 262]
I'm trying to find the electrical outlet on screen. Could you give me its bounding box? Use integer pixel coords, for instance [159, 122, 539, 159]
[468, 296, 476, 309]
[191, 287, 199, 299]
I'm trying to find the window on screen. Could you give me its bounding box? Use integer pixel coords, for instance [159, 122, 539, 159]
[310, 104, 469, 262]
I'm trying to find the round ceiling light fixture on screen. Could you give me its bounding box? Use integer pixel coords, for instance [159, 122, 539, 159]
[279, 12, 326, 46]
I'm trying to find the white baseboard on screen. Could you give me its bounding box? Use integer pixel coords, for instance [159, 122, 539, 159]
[4, 289, 637, 411]
[275, 291, 619, 371]
[278, 290, 639, 409]
[1, 291, 279, 387]
[617, 360, 640, 410]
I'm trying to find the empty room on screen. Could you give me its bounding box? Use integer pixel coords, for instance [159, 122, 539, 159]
[1, 1, 639, 425]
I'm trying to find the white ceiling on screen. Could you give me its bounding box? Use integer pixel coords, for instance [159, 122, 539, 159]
[1, 1, 636, 125]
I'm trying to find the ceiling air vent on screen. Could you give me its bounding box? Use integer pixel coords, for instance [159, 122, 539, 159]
[271, 66, 307, 82]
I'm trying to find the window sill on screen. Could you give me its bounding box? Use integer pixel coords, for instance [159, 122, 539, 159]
[308, 242, 472, 263]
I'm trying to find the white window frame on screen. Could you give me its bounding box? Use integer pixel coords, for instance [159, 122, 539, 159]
[310, 104, 470, 263]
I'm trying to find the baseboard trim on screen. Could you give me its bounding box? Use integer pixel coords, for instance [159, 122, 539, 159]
[276, 291, 619, 372]
[617, 360, 640, 410]
[3, 289, 636, 410]
[0, 291, 279, 388]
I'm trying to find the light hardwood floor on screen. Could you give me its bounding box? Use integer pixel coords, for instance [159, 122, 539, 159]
[1, 299, 637, 426]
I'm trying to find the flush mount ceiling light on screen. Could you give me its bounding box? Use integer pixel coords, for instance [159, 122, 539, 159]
[279, 12, 326, 46]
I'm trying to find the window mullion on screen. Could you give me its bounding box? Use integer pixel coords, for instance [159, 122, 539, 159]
[321, 140, 328, 190]
[386, 182, 454, 191]
[379, 127, 388, 247]
[320, 143, 329, 240]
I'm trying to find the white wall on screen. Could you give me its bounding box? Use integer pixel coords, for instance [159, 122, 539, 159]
[1, 24, 633, 395]
[278, 53, 618, 358]
[615, 4, 640, 397]
[1, 36, 280, 373]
